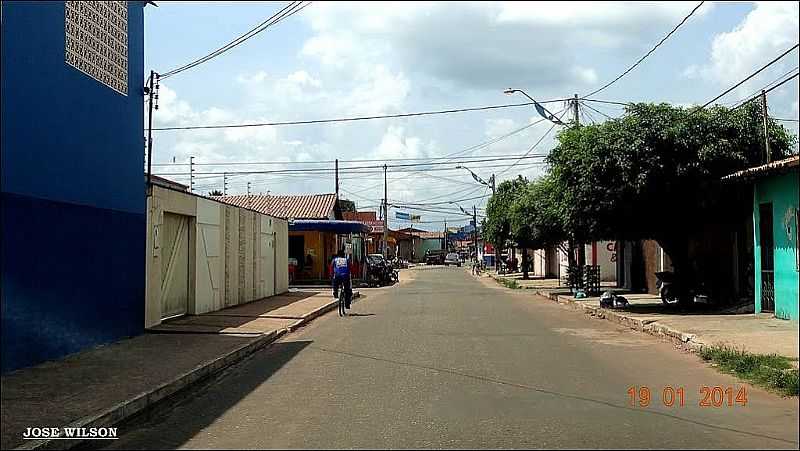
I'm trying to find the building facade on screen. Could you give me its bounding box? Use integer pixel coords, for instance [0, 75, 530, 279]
[738, 158, 799, 320]
[145, 185, 289, 328]
[1, 1, 147, 372]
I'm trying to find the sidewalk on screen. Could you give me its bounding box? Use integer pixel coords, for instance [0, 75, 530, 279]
[483, 273, 799, 361]
[488, 271, 617, 291]
[0, 290, 348, 450]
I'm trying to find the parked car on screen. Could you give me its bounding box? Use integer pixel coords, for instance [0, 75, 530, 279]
[444, 252, 461, 267]
[424, 249, 447, 265]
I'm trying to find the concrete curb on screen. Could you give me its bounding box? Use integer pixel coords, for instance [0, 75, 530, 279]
[533, 290, 709, 353]
[14, 293, 359, 451]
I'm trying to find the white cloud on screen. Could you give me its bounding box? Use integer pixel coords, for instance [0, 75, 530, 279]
[704, 2, 798, 86]
[299, 1, 714, 91]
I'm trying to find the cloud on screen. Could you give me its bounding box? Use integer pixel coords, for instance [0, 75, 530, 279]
[704, 2, 798, 86]
[685, 1, 799, 110]
[300, 1, 713, 91]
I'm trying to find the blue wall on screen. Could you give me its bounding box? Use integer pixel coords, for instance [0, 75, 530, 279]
[1, 2, 146, 372]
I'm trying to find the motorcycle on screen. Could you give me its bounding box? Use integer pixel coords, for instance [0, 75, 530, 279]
[366, 256, 398, 287]
[655, 271, 680, 305]
[384, 264, 399, 284]
[655, 271, 708, 307]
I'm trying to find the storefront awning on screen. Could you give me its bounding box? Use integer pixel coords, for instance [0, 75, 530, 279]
[289, 220, 371, 234]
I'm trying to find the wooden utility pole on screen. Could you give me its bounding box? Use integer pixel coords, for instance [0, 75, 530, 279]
[573, 93, 586, 275]
[189, 156, 195, 193]
[491, 174, 500, 270]
[443, 218, 447, 250]
[335, 158, 339, 199]
[473, 205, 478, 265]
[383, 164, 388, 258]
[145, 70, 155, 193]
[573, 93, 580, 125]
[761, 90, 771, 163]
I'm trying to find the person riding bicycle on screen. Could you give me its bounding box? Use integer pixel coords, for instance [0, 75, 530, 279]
[331, 250, 353, 309]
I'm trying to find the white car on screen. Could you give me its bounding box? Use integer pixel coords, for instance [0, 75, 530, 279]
[444, 253, 461, 267]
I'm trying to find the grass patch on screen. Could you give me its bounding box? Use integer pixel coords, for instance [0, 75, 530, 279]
[495, 277, 521, 289]
[699, 345, 799, 396]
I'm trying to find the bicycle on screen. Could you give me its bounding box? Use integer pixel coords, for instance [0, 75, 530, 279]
[338, 287, 347, 316]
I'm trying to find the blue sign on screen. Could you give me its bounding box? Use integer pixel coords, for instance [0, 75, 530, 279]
[395, 212, 411, 220]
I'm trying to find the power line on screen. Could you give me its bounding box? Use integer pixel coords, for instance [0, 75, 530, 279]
[724, 66, 799, 106]
[159, 2, 310, 80]
[435, 115, 552, 161]
[151, 100, 573, 131]
[154, 155, 549, 176]
[581, 101, 616, 120]
[152, 151, 547, 167]
[495, 109, 569, 177]
[698, 43, 799, 110]
[772, 117, 800, 123]
[391, 194, 492, 207]
[583, 1, 706, 98]
[579, 99, 631, 107]
[731, 72, 800, 110]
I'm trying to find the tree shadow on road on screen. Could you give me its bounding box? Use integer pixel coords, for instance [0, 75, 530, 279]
[96, 340, 312, 450]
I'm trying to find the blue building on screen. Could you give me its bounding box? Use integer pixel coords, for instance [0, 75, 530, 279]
[1, 2, 147, 372]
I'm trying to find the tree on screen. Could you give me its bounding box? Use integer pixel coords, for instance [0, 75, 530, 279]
[548, 101, 796, 300]
[509, 175, 570, 280]
[208, 189, 223, 196]
[483, 176, 528, 266]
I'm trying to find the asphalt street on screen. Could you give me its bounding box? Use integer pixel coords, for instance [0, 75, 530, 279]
[104, 266, 800, 449]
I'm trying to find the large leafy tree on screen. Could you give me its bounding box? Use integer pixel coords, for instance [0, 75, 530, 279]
[509, 175, 571, 279]
[483, 176, 528, 267]
[548, 101, 796, 298]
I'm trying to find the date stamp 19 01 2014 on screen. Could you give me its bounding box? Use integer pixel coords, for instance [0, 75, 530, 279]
[627, 386, 748, 408]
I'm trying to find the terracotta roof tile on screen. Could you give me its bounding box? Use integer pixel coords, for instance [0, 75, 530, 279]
[218, 193, 337, 220]
[723, 155, 799, 180]
[343, 211, 378, 222]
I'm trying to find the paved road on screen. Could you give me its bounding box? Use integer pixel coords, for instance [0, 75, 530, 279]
[105, 267, 799, 449]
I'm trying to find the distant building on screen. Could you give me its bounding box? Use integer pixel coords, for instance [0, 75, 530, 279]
[1, 2, 148, 372]
[217, 194, 369, 282]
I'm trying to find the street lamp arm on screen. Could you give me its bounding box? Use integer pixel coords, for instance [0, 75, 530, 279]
[504, 88, 536, 104]
[456, 165, 489, 186]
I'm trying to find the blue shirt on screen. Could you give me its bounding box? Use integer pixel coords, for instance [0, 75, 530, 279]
[332, 256, 350, 277]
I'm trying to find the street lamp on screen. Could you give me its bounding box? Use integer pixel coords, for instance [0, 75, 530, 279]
[504, 88, 565, 125]
[456, 165, 493, 189]
[457, 165, 500, 270]
[503, 88, 536, 103]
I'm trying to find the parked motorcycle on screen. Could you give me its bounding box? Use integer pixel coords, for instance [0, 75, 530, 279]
[655, 271, 708, 307]
[655, 271, 680, 305]
[366, 255, 398, 287]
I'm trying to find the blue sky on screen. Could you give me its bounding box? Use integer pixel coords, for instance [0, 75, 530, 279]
[145, 1, 799, 230]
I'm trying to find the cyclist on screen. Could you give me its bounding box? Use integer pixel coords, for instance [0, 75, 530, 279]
[331, 250, 353, 309]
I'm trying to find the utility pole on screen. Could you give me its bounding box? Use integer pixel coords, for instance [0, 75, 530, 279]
[491, 174, 500, 271]
[443, 218, 447, 251]
[145, 70, 155, 193]
[189, 156, 195, 192]
[573, 93, 586, 275]
[473, 205, 478, 265]
[335, 158, 339, 200]
[761, 89, 771, 163]
[573, 93, 580, 125]
[223, 172, 228, 196]
[383, 164, 388, 258]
